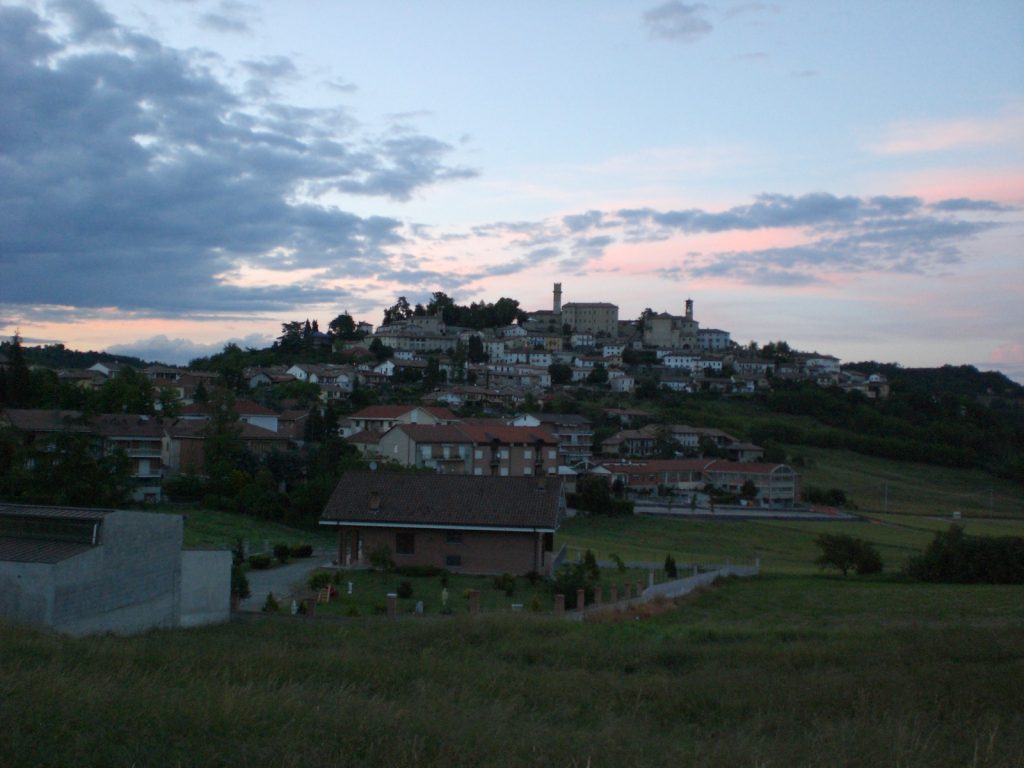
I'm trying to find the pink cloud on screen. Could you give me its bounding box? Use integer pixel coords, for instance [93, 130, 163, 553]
[869, 108, 1024, 155]
[880, 168, 1024, 206]
[990, 342, 1024, 365]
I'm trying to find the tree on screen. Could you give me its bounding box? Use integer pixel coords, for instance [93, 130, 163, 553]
[203, 389, 244, 497]
[814, 534, 883, 576]
[2, 333, 32, 407]
[467, 335, 488, 363]
[328, 312, 356, 338]
[586, 363, 609, 386]
[548, 363, 572, 387]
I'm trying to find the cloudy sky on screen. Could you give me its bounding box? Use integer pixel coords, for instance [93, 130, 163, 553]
[2, 0, 1022, 379]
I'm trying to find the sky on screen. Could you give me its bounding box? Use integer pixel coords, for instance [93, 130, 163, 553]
[1, 0, 1022, 380]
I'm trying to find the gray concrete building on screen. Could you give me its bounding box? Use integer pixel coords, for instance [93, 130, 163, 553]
[0, 503, 230, 635]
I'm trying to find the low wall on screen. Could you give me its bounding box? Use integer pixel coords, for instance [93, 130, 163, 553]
[180, 549, 232, 628]
[571, 561, 760, 621]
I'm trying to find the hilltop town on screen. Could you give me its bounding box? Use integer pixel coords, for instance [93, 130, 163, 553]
[0, 283, 909, 512]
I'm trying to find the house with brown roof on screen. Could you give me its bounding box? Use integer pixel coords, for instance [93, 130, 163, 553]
[320, 472, 564, 575]
[162, 419, 291, 475]
[375, 422, 560, 476]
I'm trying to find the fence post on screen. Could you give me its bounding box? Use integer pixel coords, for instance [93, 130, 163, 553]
[386, 593, 397, 618]
[576, 588, 585, 611]
[635, 580, 643, 597]
[554, 593, 565, 615]
[593, 586, 602, 606]
[609, 584, 618, 603]
[468, 589, 480, 615]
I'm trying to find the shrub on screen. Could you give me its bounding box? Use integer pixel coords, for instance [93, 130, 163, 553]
[904, 525, 1024, 584]
[230, 564, 250, 599]
[262, 593, 279, 613]
[248, 553, 272, 570]
[524, 570, 541, 585]
[273, 543, 290, 564]
[664, 554, 678, 579]
[368, 545, 394, 573]
[393, 565, 446, 578]
[396, 581, 414, 599]
[609, 553, 627, 573]
[493, 573, 516, 596]
[308, 571, 333, 591]
[583, 549, 600, 581]
[814, 534, 883, 576]
[289, 543, 314, 558]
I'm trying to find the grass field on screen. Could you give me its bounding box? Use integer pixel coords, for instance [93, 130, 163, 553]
[557, 513, 1024, 575]
[2, 574, 1022, 767]
[789, 445, 1024, 518]
[152, 505, 335, 550]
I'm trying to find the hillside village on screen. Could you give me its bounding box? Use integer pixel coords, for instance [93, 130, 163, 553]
[0, 284, 888, 513]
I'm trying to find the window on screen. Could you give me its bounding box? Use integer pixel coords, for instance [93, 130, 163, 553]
[523, 466, 533, 475]
[548, 449, 557, 460]
[445, 531, 463, 544]
[499, 467, 509, 477]
[445, 555, 462, 567]
[523, 448, 533, 460]
[395, 532, 415, 555]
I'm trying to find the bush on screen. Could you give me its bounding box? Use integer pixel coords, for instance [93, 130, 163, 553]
[493, 573, 516, 596]
[368, 545, 394, 573]
[393, 565, 447, 578]
[308, 571, 333, 591]
[262, 593, 279, 613]
[664, 554, 678, 579]
[814, 534, 883, 576]
[248, 553, 272, 570]
[273, 543, 290, 564]
[904, 525, 1024, 584]
[609, 553, 627, 573]
[289, 543, 314, 558]
[230, 564, 250, 599]
[524, 570, 541, 585]
[396, 581, 414, 599]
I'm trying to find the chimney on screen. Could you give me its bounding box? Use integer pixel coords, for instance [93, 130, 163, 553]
[553, 282, 562, 314]
[368, 491, 380, 512]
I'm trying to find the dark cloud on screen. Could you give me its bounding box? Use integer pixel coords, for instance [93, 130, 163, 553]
[931, 198, 1014, 213]
[562, 210, 606, 232]
[644, 2, 712, 43]
[0, 4, 473, 317]
[49, 0, 117, 42]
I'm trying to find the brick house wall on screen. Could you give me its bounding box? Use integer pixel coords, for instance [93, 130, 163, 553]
[337, 527, 553, 575]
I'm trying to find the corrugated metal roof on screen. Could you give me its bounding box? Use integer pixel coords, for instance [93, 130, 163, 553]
[0, 536, 94, 563]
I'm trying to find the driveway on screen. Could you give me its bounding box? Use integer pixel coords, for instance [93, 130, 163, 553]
[237, 549, 334, 612]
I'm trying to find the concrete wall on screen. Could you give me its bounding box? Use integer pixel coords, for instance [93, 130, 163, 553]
[0, 560, 55, 626]
[50, 511, 184, 636]
[179, 549, 232, 628]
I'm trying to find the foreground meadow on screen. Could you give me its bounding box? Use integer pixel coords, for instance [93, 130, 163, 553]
[2, 575, 1022, 767]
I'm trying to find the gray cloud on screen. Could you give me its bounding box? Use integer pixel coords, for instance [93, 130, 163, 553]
[0, 3, 474, 318]
[931, 198, 1014, 213]
[643, 2, 712, 43]
[198, 1, 257, 34]
[442, 192, 1008, 288]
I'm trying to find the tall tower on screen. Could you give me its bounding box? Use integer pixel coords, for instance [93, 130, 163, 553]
[685, 298, 693, 321]
[553, 282, 562, 314]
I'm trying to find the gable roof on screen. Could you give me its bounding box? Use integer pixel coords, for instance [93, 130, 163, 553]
[320, 472, 562, 531]
[352, 405, 458, 421]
